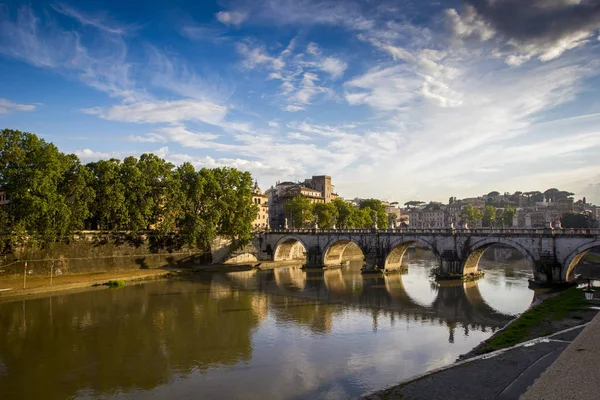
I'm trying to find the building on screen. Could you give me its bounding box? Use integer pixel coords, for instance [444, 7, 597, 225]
[251, 181, 269, 231]
[268, 175, 336, 228]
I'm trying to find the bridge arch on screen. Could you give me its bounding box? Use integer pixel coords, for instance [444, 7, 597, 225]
[462, 238, 535, 276]
[385, 237, 441, 270]
[563, 240, 600, 281]
[273, 236, 308, 262]
[322, 239, 366, 266]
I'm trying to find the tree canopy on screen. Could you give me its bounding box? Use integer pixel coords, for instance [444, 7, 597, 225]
[0, 129, 258, 251]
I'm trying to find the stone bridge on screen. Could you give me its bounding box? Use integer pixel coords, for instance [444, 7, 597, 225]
[246, 227, 600, 284]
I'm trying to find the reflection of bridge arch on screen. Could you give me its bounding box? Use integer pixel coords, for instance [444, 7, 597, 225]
[322, 239, 365, 266]
[273, 236, 308, 262]
[563, 241, 600, 280]
[230, 266, 515, 329]
[274, 267, 307, 290]
[463, 238, 536, 276]
[385, 237, 440, 270]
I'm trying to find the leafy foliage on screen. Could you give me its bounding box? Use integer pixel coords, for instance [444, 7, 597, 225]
[501, 205, 517, 227]
[462, 204, 482, 226]
[284, 195, 313, 228]
[359, 198, 389, 229]
[482, 205, 497, 227]
[0, 129, 258, 251]
[562, 212, 589, 228]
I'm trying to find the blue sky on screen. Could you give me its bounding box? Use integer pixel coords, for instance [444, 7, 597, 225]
[1, 0, 600, 204]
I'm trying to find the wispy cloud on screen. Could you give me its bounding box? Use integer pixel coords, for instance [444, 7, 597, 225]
[0, 98, 36, 114]
[51, 3, 142, 35]
[83, 99, 227, 125]
[0, 5, 138, 101]
[236, 42, 285, 70]
[216, 10, 248, 27]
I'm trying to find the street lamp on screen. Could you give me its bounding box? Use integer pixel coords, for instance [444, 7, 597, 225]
[584, 279, 595, 301]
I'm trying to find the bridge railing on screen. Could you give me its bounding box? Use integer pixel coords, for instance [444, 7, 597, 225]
[263, 227, 600, 236]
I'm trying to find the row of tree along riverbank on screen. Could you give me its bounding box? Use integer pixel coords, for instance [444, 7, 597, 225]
[0, 129, 258, 254]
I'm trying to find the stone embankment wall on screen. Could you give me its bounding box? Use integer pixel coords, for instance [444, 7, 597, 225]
[0, 232, 208, 278]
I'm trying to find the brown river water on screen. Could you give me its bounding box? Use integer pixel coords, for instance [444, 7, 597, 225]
[0, 247, 535, 399]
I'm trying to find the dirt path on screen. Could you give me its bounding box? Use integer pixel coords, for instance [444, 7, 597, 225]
[0, 269, 172, 300]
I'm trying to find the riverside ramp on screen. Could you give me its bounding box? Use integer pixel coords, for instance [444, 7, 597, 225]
[521, 311, 600, 400]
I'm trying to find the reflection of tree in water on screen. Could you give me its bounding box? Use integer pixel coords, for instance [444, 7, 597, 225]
[0, 280, 261, 399]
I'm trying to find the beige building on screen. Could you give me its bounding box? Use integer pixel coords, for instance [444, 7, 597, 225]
[252, 181, 269, 231]
[268, 175, 336, 229]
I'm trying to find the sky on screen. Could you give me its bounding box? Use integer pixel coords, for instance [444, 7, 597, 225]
[1, 0, 600, 205]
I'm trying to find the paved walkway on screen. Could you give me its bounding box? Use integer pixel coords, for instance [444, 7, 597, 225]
[521, 311, 600, 400]
[363, 324, 589, 400]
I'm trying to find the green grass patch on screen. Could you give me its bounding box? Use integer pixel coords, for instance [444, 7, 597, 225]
[105, 280, 126, 288]
[481, 287, 588, 353]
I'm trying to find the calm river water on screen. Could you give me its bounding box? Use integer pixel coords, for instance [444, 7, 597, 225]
[0, 247, 535, 399]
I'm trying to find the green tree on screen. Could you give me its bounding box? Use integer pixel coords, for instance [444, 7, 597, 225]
[359, 198, 388, 229]
[87, 159, 129, 230]
[176, 164, 222, 249]
[312, 202, 337, 229]
[136, 153, 179, 233]
[120, 156, 150, 231]
[482, 205, 497, 227]
[284, 196, 313, 228]
[212, 167, 257, 243]
[388, 212, 398, 227]
[0, 129, 85, 244]
[501, 205, 518, 227]
[462, 204, 482, 226]
[404, 200, 424, 209]
[561, 212, 589, 228]
[332, 198, 355, 228]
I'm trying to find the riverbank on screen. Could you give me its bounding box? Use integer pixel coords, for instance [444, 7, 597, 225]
[363, 286, 598, 400]
[0, 268, 175, 301]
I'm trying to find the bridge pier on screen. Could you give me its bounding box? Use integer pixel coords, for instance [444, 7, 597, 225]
[364, 249, 386, 271]
[305, 245, 325, 268]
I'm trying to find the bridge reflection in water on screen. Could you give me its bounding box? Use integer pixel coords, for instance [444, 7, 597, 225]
[223, 247, 534, 341]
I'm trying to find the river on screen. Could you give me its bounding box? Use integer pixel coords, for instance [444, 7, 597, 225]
[0, 246, 535, 399]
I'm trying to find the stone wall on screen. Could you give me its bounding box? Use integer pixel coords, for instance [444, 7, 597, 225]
[0, 232, 206, 278]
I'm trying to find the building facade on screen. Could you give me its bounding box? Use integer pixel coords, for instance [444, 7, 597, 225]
[251, 181, 269, 231]
[268, 175, 336, 229]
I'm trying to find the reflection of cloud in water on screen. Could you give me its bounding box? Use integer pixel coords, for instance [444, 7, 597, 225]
[477, 247, 534, 316]
[401, 249, 438, 308]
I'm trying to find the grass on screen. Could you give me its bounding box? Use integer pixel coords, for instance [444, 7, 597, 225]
[480, 286, 588, 353]
[105, 279, 126, 288]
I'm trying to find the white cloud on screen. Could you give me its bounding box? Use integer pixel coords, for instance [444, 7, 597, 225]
[83, 100, 227, 125]
[320, 57, 347, 79]
[126, 133, 166, 143]
[287, 132, 311, 140]
[150, 125, 223, 149]
[236, 42, 285, 70]
[216, 11, 248, 27]
[284, 105, 304, 112]
[0, 98, 36, 114]
[444, 7, 495, 42]
[51, 3, 140, 35]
